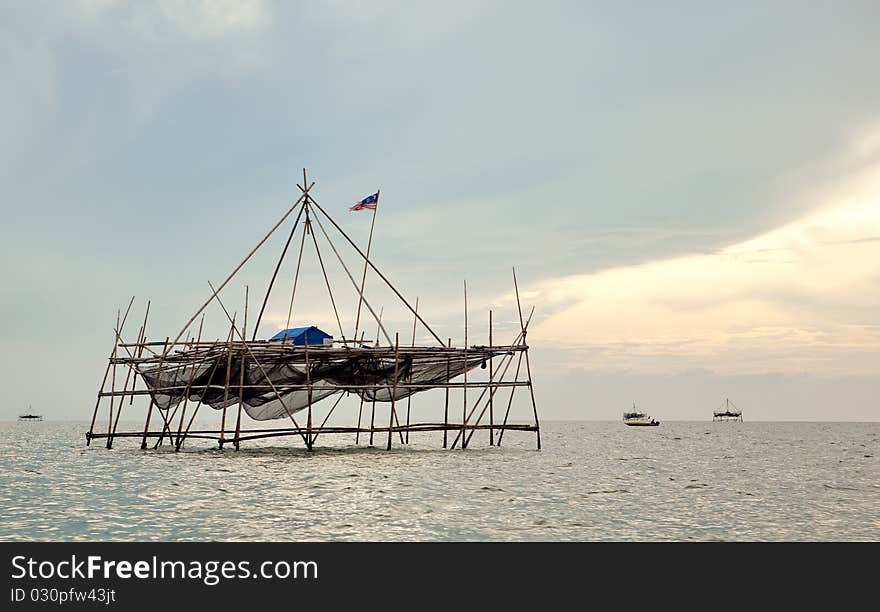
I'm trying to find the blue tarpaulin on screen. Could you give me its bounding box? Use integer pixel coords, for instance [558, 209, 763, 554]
[269, 326, 333, 345]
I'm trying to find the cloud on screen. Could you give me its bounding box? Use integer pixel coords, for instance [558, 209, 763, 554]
[518, 136, 880, 376]
[72, 0, 269, 40]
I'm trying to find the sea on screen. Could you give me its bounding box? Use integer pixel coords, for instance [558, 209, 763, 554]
[0, 420, 877, 541]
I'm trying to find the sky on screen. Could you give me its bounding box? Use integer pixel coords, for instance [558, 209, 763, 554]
[1, 1, 879, 421]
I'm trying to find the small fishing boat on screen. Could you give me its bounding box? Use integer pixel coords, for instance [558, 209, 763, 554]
[18, 407, 43, 422]
[623, 403, 659, 426]
[713, 398, 742, 422]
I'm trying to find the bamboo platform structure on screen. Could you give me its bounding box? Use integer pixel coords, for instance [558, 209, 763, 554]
[86, 170, 541, 451]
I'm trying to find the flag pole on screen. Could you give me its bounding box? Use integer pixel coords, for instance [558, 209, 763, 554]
[353, 189, 379, 344]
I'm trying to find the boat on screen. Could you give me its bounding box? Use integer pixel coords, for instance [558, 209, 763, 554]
[623, 403, 659, 426]
[18, 407, 43, 421]
[713, 398, 742, 422]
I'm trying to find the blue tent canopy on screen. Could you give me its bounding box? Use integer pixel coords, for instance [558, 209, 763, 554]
[269, 326, 333, 345]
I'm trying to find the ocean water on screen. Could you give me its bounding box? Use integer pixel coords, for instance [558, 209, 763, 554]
[0, 420, 877, 541]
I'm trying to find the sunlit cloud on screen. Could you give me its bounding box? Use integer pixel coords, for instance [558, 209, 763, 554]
[516, 134, 880, 376]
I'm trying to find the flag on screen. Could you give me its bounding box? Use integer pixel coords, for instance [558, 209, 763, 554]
[350, 192, 379, 211]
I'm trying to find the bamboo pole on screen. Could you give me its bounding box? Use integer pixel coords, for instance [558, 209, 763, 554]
[405, 297, 418, 444]
[140, 337, 169, 450]
[153, 330, 192, 449]
[305, 333, 313, 451]
[309, 198, 445, 347]
[443, 337, 451, 448]
[252, 204, 306, 339]
[369, 309, 382, 447]
[450, 311, 532, 449]
[177, 329, 232, 451]
[489, 309, 494, 446]
[353, 189, 379, 341]
[206, 283, 317, 447]
[107, 310, 120, 446]
[285, 206, 309, 331]
[309, 211, 392, 345]
[462, 280, 468, 449]
[171, 193, 306, 350]
[369, 397, 376, 446]
[513, 267, 541, 450]
[497, 352, 523, 447]
[234, 287, 248, 451]
[219, 317, 236, 449]
[387, 332, 400, 450]
[120, 300, 152, 430]
[174, 314, 203, 449]
[355, 332, 365, 444]
[88, 296, 135, 445]
[306, 208, 348, 345]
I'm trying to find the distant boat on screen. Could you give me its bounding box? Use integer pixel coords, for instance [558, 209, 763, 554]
[623, 403, 659, 426]
[713, 398, 742, 422]
[18, 405, 42, 421]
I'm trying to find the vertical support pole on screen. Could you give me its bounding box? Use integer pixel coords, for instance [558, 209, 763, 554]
[513, 268, 541, 450]
[88, 360, 113, 446]
[112, 302, 152, 447]
[219, 317, 236, 449]
[387, 332, 400, 450]
[175, 314, 202, 450]
[107, 309, 120, 447]
[489, 309, 494, 446]
[405, 297, 418, 444]
[443, 337, 451, 448]
[141, 337, 170, 450]
[461, 280, 468, 449]
[305, 337, 313, 451]
[88, 297, 135, 446]
[234, 287, 248, 450]
[353, 190, 379, 341]
[368, 311, 382, 447]
[355, 331, 365, 444]
[369, 399, 376, 446]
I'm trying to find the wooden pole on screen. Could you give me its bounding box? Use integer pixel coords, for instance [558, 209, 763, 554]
[309, 198, 445, 347]
[176, 328, 232, 451]
[369, 309, 382, 446]
[305, 335, 313, 451]
[369, 397, 376, 446]
[355, 331, 365, 444]
[219, 317, 236, 449]
[140, 337, 169, 450]
[171, 193, 306, 350]
[88, 296, 135, 445]
[252, 204, 306, 339]
[405, 297, 418, 444]
[109, 311, 150, 449]
[284, 208, 309, 330]
[497, 352, 523, 447]
[513, 267, 541, 450]
[489, 309, 494, 446]
[461, 280, 468, 449]
[174, 314, 203, 449]
[306, 209, 348, 345]
[387, 332, 400, 450]
[234, 287, 248, 450]
[107, 309, 120, 447]
[309, 210, 392, 345]
[443, 337, 451, 448]
[353, 190, 379, 341]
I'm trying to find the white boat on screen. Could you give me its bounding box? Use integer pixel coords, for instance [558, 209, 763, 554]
[623, 403, 659, 426]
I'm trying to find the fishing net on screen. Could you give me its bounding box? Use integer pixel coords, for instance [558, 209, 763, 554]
[138, 346, 503, 421]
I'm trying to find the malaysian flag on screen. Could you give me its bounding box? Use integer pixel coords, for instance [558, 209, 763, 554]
[350, 192, 379, 211]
